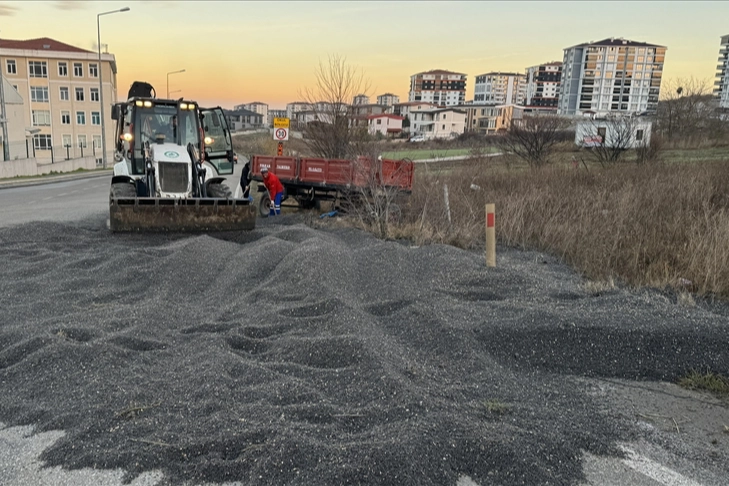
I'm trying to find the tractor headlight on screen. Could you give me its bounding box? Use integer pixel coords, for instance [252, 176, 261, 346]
[204, 136, 213, 145]
[180, 103, 188, 110]
[122, 133, 133, 142]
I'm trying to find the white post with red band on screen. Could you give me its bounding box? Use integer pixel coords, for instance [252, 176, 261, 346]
[485, 203, 496, 267]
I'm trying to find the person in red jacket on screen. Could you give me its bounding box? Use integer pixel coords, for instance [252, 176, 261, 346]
[261, 167, 284, 216]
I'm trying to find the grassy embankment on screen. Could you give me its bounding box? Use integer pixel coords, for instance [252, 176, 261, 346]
[234, 132, 729, 299]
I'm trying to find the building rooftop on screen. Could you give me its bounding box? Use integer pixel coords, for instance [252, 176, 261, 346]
[568, 37, 666, 49]
[413, 69, 466, 76]
[475, 72, 525, 78]
[367, 114, 404, 120]
[0, 37, 92, 53]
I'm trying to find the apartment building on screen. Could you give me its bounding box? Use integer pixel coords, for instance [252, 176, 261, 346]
[558, 37, 667, 116]
[367, 114, 403, 137]
[392, 101, 439, 131]
[268, 108, 287, 126]
[376, 93, 400, 106]
[286, 101, 312, 122]
[225, 108, 263, 131]
[352, 94, 369, 105]
[715, 34, 729, 109]
[524, 62, 562, 110]
[0, 37, 119, 162]
[408, 70, 466, 106]
[473, 73, 526, 105]
[351, 104, 389, 116]
[455, 102, 522, 134]
[409, 107, 466, 139]
[235, 101, 268, 126]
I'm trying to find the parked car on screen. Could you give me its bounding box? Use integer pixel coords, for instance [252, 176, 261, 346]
[410, 135, 425, 143]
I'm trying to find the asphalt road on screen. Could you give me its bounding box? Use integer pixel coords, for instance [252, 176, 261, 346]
[0, 169, 727, 486]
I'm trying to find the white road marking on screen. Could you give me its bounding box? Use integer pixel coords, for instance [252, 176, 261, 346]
[58, 193, 68, 196]
[619, 446, 704, 486]
[42, 197, 52, 201]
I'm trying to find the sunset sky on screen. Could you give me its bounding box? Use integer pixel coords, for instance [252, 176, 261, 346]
[1, 0, 727, 109]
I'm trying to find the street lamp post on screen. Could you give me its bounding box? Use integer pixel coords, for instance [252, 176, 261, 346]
[98, 6, 130, 169]
[167, 69, 185, 98]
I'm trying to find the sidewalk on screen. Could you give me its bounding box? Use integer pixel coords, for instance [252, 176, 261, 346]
[0, 169, 113, 190]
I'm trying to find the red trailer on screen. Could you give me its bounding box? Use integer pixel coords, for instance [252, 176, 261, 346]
[250, 154, 414, 217]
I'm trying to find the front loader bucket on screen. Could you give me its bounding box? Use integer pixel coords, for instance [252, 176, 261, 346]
[110, 197, 256, 232]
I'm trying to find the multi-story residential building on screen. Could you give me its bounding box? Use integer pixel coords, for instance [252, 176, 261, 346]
[352, 94, 369, 105]
[225, 108, 264, 131]
[392, 101, 439, 132]
[367, 114, 403, 137]
[286, 101, 312, 122]
[473, 73, 526, 105]
[351, 104, 389, 116]
[376, 93, 400, 106]
[715, 34, 729, 109]
[408, 70, 466, 106]
[0, 37, 119, 163]
[235, 101, 268, 126]
[268, 108, 287, 126]
[524, 62, 562, 110]
[558, 37, 667, 116]
[410, 107, 466, 139]
[455, 102, 522, 134]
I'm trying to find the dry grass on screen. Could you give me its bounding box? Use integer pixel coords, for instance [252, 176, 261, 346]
[397, 158, 729, 298]
[678, 370, 729, 398]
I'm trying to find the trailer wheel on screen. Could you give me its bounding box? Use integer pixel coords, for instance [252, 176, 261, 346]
[258, 194, 271, 218]
[207, 182, 232, 199]
[110, 182, 136, 199]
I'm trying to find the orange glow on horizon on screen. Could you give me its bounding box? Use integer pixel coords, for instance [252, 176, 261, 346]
[1, 1, 727, 108]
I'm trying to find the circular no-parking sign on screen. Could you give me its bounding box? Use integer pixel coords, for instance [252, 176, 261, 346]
[274, 127, 289, 141]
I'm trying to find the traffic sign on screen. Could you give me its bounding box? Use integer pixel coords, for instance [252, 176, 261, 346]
[273, 117, 290, 129]
[274, 127, 289, 141]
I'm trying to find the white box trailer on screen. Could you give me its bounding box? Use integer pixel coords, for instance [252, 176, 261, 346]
[575, 118, 652, 148]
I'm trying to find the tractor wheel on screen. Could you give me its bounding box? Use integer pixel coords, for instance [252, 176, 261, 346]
[110, 182, 136, 199]
[207, 182, 232, 199]
[258, 194, 271, 218]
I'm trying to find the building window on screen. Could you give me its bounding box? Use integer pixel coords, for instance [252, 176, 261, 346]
[61, 111, 71, 125]
[75, 87, 84, 101]
[376, 119, 382, 125]
[33, 134, 52, 150]
[89, 63, 98, 78]
[62, 134, 72, 148]
[78, 135, 87, 148]
[76, 111, 86, 125]
[29, 61, 48, 78]
[6, 59, 16, 74]
[91, 111, 101, 125]
[58, 62, 68, 77]
[30, 86, 49, 102]
[60, 86, 69, 101]
[32, 110, 51, 126]
[73, 62, 83, 77]
[93, 135, 101, 150]
[90, 88, 99, 102]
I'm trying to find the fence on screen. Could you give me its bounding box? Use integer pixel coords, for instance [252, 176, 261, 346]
[33, 143, 105, 166]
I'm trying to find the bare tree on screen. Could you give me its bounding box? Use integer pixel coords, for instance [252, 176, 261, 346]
[584, 115, 641, 165]
[655, 77, 727, 142]
[300, 55, 372, 159]
[495, 115, 568, 168]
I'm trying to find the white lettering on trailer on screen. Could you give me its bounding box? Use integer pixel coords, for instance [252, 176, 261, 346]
[307, 167, 323, 173]
[278, 165, 291, 170]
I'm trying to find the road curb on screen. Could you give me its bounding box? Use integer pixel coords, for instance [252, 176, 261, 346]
[0, 170, 112, 190]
